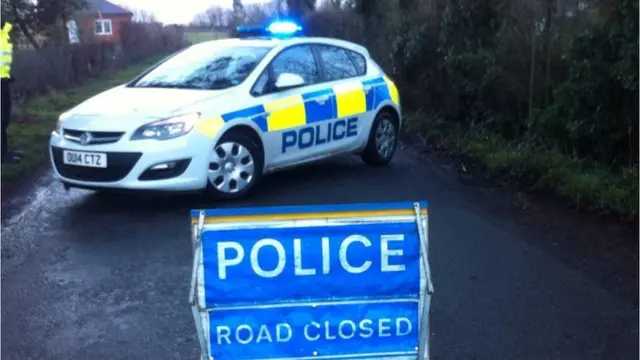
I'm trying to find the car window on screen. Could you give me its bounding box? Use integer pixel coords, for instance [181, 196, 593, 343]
[130, 44, 272, 90]
[271, 45, 319, 86]
[251, 70, 270, 96]
[316, 45, 359, 81]
[348, 50, 367, 75]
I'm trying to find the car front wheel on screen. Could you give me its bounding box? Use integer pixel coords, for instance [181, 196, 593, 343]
[205, 131, 263, 200]
[361, 111, 399, 166]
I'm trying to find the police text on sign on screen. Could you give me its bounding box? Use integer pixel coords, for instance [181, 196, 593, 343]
[216, 233, 407, 279]
[200, 223, 421, 306]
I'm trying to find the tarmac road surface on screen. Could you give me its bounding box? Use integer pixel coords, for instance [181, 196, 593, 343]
[1, 148, 638, 360]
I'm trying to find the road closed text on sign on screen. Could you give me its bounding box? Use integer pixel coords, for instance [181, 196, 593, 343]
[208, 300, 419, 359]
[189, 202, 431, 360]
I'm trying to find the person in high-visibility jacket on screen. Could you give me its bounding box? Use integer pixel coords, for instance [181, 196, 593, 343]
[1, 19, 20, 164]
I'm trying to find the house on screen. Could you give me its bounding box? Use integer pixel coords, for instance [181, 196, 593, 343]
[75, 0, 133, 44]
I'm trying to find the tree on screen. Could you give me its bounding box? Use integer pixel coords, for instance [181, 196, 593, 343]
[119, 4, 159, 24]
[2, 0, 40, 49]
[316, 0, 345, 10]
[353, 0, 372, 16]
[190, 5, 234, 28]
[231, 0, 246, 27]
[131, 8, 159, 23]
[208, 6, 230, 27]
[1, 0, 88, 48]
[35, 0, 88, 44]
[245, 4, 274, 25]
[286, 0, 316, 19]
[329, 0, 344, 9]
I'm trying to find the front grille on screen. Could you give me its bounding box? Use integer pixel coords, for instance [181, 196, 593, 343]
[51, 146, 142, 182]
[62, 128, 125, 145]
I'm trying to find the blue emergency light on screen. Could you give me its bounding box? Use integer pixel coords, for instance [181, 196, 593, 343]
[266, 20, 302, 35]
[236, 20, 303, 39]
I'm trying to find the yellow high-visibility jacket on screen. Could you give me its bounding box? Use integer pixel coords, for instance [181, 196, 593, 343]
[1, 22, 14, 79]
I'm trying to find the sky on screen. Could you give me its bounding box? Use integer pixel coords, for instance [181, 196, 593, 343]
[112, 0, 272, 25]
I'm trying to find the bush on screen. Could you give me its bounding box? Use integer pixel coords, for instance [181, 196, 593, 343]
[304, 10, 364, 43]
[120, 23, 187, 63]
[304, 1, 638, 218]
[404, 113, 639, 218]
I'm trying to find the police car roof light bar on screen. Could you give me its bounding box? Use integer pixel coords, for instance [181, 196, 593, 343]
[236, 20, 303, 39]
[266, 20, 302, 36]
[235, 26, 267, 38]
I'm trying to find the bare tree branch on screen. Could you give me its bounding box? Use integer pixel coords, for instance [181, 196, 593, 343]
[9, 0, 40, 50]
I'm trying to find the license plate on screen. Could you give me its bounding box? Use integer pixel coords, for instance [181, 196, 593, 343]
[62, 150, 107, 168]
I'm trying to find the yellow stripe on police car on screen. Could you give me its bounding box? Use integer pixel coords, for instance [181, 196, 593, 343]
[265, 95, 307, 132]
[333, 82, 367, 118]
[383, 76, 400, 105]
[196, 115, 225, 137]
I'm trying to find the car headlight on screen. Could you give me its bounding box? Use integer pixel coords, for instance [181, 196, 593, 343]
[131, 113, 201, 141]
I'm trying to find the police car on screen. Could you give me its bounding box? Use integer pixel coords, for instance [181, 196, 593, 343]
[49, 21, 402, 199]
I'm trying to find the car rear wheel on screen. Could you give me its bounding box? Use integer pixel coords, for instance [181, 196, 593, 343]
[205, 132, 263, 200]
[361, 111, 398, 166]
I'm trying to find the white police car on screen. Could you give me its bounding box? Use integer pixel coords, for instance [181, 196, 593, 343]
[49, 21, 402, 199]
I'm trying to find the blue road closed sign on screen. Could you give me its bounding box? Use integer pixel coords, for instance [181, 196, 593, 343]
[189, 202, 433, 360]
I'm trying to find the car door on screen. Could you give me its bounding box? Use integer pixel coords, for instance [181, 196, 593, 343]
[252, 44, 336, 169]
[311, 44, 377, 157]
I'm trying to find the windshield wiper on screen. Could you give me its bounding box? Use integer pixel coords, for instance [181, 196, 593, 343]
[134, 81, 203, 90]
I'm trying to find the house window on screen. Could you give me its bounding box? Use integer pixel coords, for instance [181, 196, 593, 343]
[94, 19, 112, 36]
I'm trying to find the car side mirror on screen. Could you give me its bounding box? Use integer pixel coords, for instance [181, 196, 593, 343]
[274, 73, 305, 90]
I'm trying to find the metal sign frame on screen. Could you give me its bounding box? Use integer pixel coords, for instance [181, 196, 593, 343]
[189, 201, 433, 360]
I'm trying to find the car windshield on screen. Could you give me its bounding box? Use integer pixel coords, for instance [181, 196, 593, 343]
[131, 44, 272, 90]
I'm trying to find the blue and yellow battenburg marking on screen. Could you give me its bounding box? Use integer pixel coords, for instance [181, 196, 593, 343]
[264, 94, 306, 131]
[197, 76, 399, 136]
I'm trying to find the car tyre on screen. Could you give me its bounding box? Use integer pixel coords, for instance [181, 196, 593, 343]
[361, 110, 399, 166]
[205, 131, 263, 200]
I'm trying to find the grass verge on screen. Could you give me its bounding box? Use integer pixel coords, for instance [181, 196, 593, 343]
[1, 55, 166, 190]
[404, 112, 639, 220]
[186, 31, 228, 44]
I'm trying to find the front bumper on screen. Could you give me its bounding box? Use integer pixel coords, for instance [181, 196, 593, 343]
[49, 131, 212, 191]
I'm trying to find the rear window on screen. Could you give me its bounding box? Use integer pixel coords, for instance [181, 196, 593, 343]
[347, 50, 367, 75]
[316, 45, 359, 81]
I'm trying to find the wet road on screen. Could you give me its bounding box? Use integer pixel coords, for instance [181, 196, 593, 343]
[1, 149, 638, 360]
